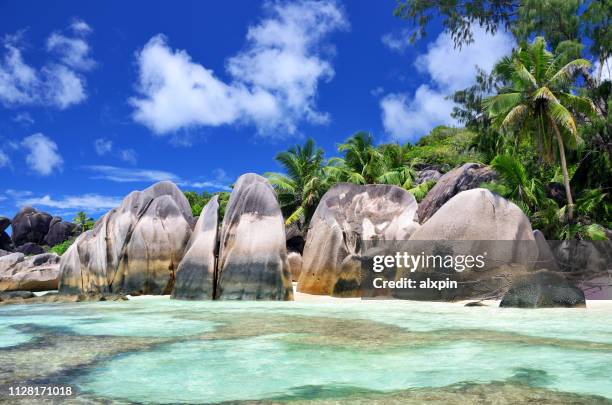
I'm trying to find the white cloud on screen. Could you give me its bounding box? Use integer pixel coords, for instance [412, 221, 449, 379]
[381, 88, 456, 142]
[83, 165, 230, 190]
[94, 138, 113, 155]
[21, 133, 63, 175]
[381, 29, 410, 53]
[17, 193, 122, 212]
[118, 149, 138, 165]
[47, 31, 95, 71]
[93, 139, 138, 164]
[0, 20, 94, 109]
[594, 57, 611, 83]
[70, 19, 92, 35]
[131, 0, 347, 136]
[85, 165, 178, 183]
[0, 149, 9, 168]
[13, 112, 34, 125]
[380, 26, 514, 141]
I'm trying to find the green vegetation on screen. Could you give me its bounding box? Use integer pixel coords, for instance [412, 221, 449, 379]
[266, 128, 471, 226]
[74, 211, 95, 233]
[50, 239, 73, 255]
[484, 36, 597, 221]
[264, 2, 610, 240]
[183, 191, 230, 219]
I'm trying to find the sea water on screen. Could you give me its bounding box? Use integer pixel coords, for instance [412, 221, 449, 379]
[1, 297, 612, 403]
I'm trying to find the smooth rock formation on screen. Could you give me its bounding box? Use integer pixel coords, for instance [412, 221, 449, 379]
[0, 231, 12, 252]
[0, 217, 12, 252]
[0, 252, 60, 292]
[551, 239, 612, 299]
[417, 163, 496, 223]
[288, 252, 303, 282]
[297, 183, 420, 296]
[500, 270, 586, 308]
[415, 169, 442, 185]
[172, 196, 219, 300]
[286, 220, 306, 254]
[15, 242, 45, 255]
[533, 230, 559, 271]
[0, 217, 10, 232]
[11, 207, 53, 246]
[397, 189, 537, 301]
[216, 174, 293, 300]
[58, 181, 193, 295]
[44, 217, 76, 246]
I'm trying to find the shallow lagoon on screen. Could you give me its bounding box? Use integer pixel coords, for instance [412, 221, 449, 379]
[1, 297, 612, 404]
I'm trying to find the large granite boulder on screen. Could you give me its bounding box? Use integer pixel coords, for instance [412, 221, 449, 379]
[216, 173, 293, 300]
[415, 169, 442, 185]
[0, 231, 12, 252]
[44, 217, 76, 246]
[288, 251, 303, 282]
[396, 188, 537, 301]
[0, 252, 61, 292]
[172, 196, 219, 300]
[15, 242, 45, 255]
[11, 207, 53, 246]
[297, 183, 420, 297]
[500, 270, 586, 308]
[533, 230, 559, 271]
[58, 181, 193, 295]
[417, 163, 496, 223]
[286, 220, 306, 254]
[551, 239, 612, 300]
[0, 217, 11, 251]
[0, 217, 10, 232]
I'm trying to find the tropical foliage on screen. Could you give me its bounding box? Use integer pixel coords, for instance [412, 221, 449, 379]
[483, 36, 598, 221]
[73, 211, 95, 233]
[181, 3, 611, 241]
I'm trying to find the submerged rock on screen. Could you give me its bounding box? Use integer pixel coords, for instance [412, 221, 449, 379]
[59, 181, 193, 295]
[500, 270, 586, 308]
[417, 163, 496, 223]
[0, 290, 35, 301]
[11, 207, 53, 246]
[172, 196, 219, 300]
[217, 173, 293, 300]
[0, 252, 60, 292]
[297, 183, 420, 297]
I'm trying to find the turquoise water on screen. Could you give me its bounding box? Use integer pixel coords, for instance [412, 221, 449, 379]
[1, 298, 612, 403]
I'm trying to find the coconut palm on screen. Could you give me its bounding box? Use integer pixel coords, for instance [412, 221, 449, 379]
[73, 211, 94, 233]
[266, 138, 329, 225]
[484, 37, 597, 222]
[481, 154, 546, 214]
[332, 132, 417, 189]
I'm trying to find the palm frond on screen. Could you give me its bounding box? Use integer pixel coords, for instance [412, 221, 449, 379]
[547, 59, 591, 87]
[548, 102, 577, 136]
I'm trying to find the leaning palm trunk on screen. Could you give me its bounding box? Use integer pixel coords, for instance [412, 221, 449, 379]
[550, 118, 574, 222]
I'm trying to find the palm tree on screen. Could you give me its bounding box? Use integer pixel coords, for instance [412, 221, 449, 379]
[481, 154, 546, 214]
[484, 37, 597, 222]
[332, 132, 417, 189]
[73, 211, 94, 233]
[266, 138, 329, 225]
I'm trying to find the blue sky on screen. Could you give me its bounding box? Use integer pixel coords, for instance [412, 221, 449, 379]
[0, 0, 516, 221]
